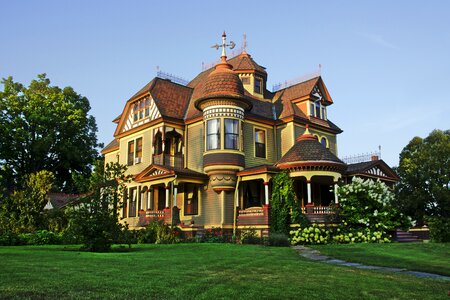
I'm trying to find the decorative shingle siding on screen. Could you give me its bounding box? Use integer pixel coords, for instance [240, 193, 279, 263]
[187, 123, 204, 173]
[278, 123, 294, 157]
[200, 185, 221, 226]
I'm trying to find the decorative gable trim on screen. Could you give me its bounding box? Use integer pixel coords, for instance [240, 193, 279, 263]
[134, 164, 174, 182]
[122, 95, 161, 133]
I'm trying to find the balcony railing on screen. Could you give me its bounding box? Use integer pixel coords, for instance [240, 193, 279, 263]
[152, 153, 184, 168]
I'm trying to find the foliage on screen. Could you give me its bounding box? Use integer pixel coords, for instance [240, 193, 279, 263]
[337, 177, 411, 232]
[427, 217, 450, 242]
[202, 227, 227, 243]
[43, 209, 69, 233]
[270, 170, 301, 235]
[240, 227, 260, 244]
[266, 232, 290, 247]
[0, 230, 62, 246]
[0, 170, 55, 233]
[0, 74, 99, 193]
[290, 224, 391, 245]
[137, 221, 180, 244]
[395, 129, 450, 231]
[396, 129, 450, 242]
[65, 161, 130, 252]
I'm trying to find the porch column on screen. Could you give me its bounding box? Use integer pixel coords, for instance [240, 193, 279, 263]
[173, 185, 178, 207]
[307, 180, 312, 204]
[165, 185, 170, 208]
[334, 182, 339, 204]
[264, 182, 269, 205]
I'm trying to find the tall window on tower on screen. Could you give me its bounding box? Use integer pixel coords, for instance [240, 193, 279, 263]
[224, 119, 239, 149]
[255, 128, 266, 158]
[206, 119, 220, 150]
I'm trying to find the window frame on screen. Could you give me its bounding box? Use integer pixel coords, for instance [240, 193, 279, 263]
[133, 97, 152, 123]
[127, 137, 143, 166]
[224, 118, 239, 150]
[254, 127, 267, 159]
[254, 77, 262, 94]
[206, 119, 221, 150]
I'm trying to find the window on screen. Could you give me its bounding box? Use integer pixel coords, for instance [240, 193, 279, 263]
[184, 184, 198, 215]
[320, 137, 328, 148]
[206, 119, 220, 150]
[128, 188, 137, 217]
[136, 138, 143, 163]
[310, 102, 314, 117]
[133, 97, 151, 122]
[255, 128, 266, 158]
[122, 189, 128, 218]
[128, 138, 143, 165]
[315, 101, 321, 118]
[127, 140, 135, 166]
[321, 106, 327, 120]
[254, 78, 262, 94]
[225, 119, 239, 149]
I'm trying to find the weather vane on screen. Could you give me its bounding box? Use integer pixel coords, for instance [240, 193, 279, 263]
[211, 31, 235, 59]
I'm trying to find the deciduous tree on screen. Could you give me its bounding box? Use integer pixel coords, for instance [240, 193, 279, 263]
[0, 74, 99, 193]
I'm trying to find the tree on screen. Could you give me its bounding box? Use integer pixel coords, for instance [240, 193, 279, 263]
[0, 74, 99, 193]
[66, 161, 130, 252]
[0, 170, 55, 233]
[395, 129, 450, 241]
[395, 130, 450, 224]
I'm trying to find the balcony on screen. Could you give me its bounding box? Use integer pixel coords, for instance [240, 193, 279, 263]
[152, 153, 184, 169]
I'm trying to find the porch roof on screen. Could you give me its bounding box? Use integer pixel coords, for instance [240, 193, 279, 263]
[134, 164, 208, 183]
[236, 165, 279, 177]
[346, 159, 400, 181]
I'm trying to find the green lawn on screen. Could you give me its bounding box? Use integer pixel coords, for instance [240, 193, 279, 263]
[311, 242, 450, 277]
[0, 244, 448, 299]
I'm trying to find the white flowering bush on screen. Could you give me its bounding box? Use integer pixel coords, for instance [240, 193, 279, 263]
[337, 178, 411, 233]
[290, 178, 412, 245]
[290, 224, 331, 245]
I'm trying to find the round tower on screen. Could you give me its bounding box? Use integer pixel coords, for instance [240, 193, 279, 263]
[195, 32, 252, 193]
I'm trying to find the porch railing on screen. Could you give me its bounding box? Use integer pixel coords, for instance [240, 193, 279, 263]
[152, 153, 184, 168]
[301, 206, 334, 214]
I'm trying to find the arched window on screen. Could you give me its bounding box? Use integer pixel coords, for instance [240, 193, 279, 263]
[320, 137, 328, 148]
[165, 130, 182, 155]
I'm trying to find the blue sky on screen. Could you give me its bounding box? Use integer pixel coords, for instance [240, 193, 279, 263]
[1, 0, 449, 167]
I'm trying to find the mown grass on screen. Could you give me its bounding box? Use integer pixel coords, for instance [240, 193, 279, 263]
[0, 243, 448, 299]
[311, 242, 450, 277]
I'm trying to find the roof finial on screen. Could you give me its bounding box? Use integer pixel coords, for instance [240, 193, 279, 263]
[211, 31, 236, 63]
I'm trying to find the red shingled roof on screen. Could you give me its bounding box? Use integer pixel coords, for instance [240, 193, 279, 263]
[277, 134, 345, 168]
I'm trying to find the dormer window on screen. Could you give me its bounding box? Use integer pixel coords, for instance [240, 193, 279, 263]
[133, 97, 151, 122]
[310, 101, 327, 120]
[254, 78, 262, 94]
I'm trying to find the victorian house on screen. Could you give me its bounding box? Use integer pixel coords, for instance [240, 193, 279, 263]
[101, 33, 399, 235]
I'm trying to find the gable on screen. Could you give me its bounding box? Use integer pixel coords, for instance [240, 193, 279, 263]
[120, 95, 162, 134]
[134, 164, 174, 182]
[365, 166, 389, 178]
